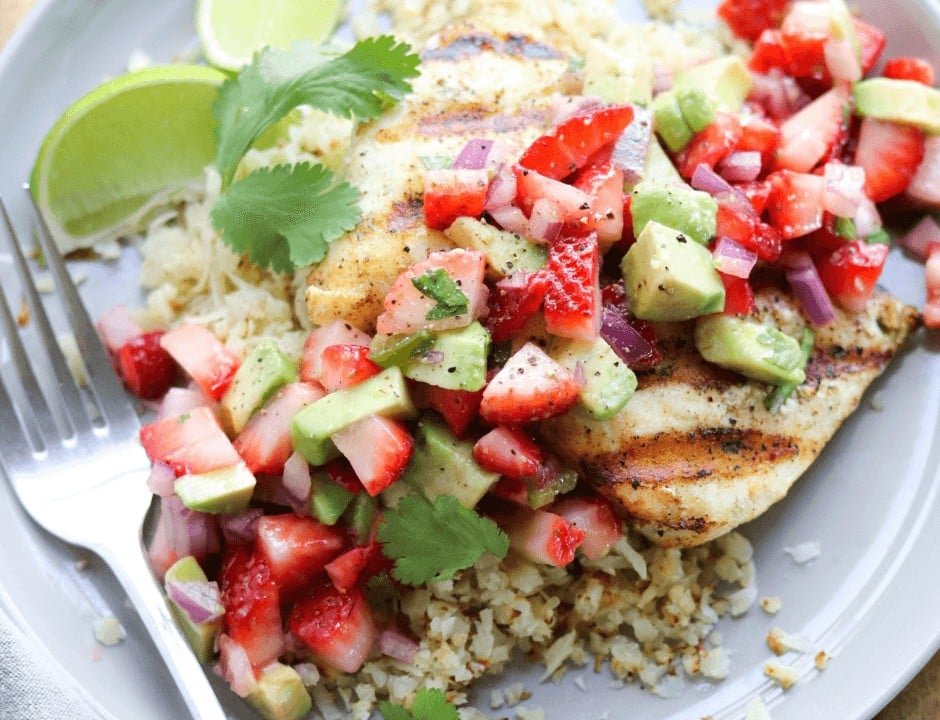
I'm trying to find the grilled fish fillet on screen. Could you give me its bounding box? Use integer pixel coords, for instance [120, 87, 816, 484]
[305, 28, 578, 331]
[539, 283, 920, 547]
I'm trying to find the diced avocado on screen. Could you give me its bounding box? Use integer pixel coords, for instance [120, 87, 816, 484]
[631, 180, 718, 245]
[584, 44, 654, 105]
[548, 336, 638, 420]
[694, 315, 807, 385]
[163, 556, 222, 664]
[528, 468, 577, 509]
[642, 137, 683, 187]
[344, 492, 378, 545]
[675, 56, 752, 113]
[854, 78, 940, 134]
[402, 420, 499, 508]
[651, 91, 693, 152]
[290, 367, 416, 466]
[369, 330, 434, 368]
[402, 321, 491, 392]
[220, 340, 297, 435]
[309, 469, 355, 525]
[445, 217, 547, 280]
[174, 463, 256, 514]
[675, 83, 716, 134]
[246, 662, 312, 720]
[621, 220, 725, 322]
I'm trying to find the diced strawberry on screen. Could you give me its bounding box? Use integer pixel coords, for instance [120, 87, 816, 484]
[96, 305, 144, 354]
[853, 18, 886, 75]
[737, 180, 773, 215]
[765, 170, 826, 240]
[156, 385, 214, 421]
[543, 232, 602, 341]
[779, 1, 830, 78]
[424, 384, 484, 438]
[220, 546, 285, 668]
[159, 324, 240, 401]
[140, 405, 241, 476]
[493, 504, 585, 567]
[255, 514, 346, 591]
[473, 427, 543, 480]
[115, 331, 175, 400]
[480, 343, 579, 425]
[376, 249, 488, 336]
[715, 190, 760, 248]
[331, 415, 414, 497]
[738, 111, 781, 169]
[288, 583, 378, 673]
[146, 504, 179, 580]
[217, 634, 258, 699]
[717, 0, 789, 41]
[816, 240, 889, 313]
[234, 382, 325, 474]
[325, 546, 369, 592]
[325, 458, 364, 494]
[854, 118, 926, 203]
[753, 222, 784, 262]
[883, 57, 935, 85]
[925, 244, 940, 329]
[513, 166, 593, 225]
[300, 321, 370, 385]
[572, 162, 624, 250]
[319, 344, 381, 392]
[485, 271, 548, 342]
[719, 272, 757, 315]
[907, 136, 940, 208]
[423, 168, 489, 231]
[749, 29, 789, 74]
[551, 496, 621, 561]
[775, 86, 851, 173]
[677, 112, 743, 179]
[518, 105, 635, 180]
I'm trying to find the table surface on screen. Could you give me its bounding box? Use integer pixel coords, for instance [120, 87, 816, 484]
[1, 1, 938, 718]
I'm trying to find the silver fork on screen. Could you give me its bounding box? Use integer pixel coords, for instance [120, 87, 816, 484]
[0, 193, 227, 720]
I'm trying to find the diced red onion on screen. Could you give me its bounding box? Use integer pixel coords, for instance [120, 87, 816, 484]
[166, 578, 224, 625]
[147, 462, 176, 497]
[823, 38, 862, 84]
[712, 237, 758, 278]
[823, 163, 866, 218]
[488, 204, 530, 236]
[550, 94, 605, 125]
[652, 62, 674, 95]
[220, 507, 263, 545]
[217, 635, 258, 698]
[484, 163, 517, 211]
[600, 307, 657, 367]
[282, 451, 312, 516]
[162, 495, 219, 560]
[691, 163, 734, 196]
[749, 70, 810, 119]
[96, 305, 143, 354]
[899, 215, 940, 261]
[907, 135, 940, 207]
[853, 196, 882, 238]
[611, 106, 652, 185]
[379, 627, 420, 664]
[786, 264, 836, 326]
[572, 361, 587, 388]
[717, 151, 762, 183]
[527, 198, 563, 244]
[453, 138, 507, 174]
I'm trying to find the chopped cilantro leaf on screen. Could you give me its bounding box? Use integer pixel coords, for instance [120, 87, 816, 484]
[210, 163, 360, 273]
[419, 155, 453, 170]
[213, 36, 420, 187]
[411, 269, 469, 320]
[379, 688, 459, 720]
[376, 494, 509, 586]
[866, 228, 891, 245]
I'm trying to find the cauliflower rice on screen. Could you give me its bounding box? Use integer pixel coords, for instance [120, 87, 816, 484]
[131, 1, 768, 716]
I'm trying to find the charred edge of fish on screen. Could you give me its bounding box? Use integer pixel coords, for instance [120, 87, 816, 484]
[422, 31, 564, 61]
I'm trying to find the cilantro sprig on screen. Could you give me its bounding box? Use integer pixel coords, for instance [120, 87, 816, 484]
[377, 494, 509, 586]
[411, 269, 470, 320]
[379, 688, 459, 720]
[209, 36, 420, 273]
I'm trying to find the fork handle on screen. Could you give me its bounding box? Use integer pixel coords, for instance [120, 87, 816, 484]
[100, 540, 229, 720]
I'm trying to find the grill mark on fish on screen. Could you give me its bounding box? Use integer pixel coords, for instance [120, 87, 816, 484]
[387, 196, 425, 233]
[417, 106, 550, 138]
[585, 428, 801, 489]
[421, 31, 564, 61]
[803, 344, 896, 386]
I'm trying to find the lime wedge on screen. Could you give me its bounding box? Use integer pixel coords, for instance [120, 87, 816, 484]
[196, 0, 344, 71]
[31, 65, 226, 253]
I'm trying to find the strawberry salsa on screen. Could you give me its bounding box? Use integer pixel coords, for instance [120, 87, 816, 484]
[101, 1, 939, 717]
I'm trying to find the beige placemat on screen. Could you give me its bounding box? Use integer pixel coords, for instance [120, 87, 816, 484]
[0, 1, 936, 718]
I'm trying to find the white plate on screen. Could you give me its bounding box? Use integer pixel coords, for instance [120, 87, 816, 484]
[1, 1, 939, 718]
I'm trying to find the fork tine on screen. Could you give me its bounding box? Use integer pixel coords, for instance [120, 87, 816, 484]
[0, 197, 94, 440]
[0, 369, 40, 469]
